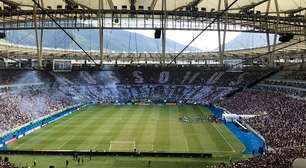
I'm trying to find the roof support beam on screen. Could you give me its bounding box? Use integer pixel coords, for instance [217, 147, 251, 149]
[265, 7, 306, 15]
[62, 0, 91, 10]
[217, 0, 222, 64]
[106, 0, 114, 9]
[188, 0, 204, 8]
[161, 0, 166, 65]
[0, 0, 33, 10]
[33, 0, 44, 69]
[265, 0, 272, 59]
[174, 0, 204, 11]
[271, 0, 280, 68]
[303, 10, 306, 67]
[98, 0, 104, 66]
[129, 0, 136, 10]
[218, 0, 228, 66]
[230, 0, 269, 13]
[149, 0, 158, 10]
[264, 0, 280, 67]
[40, 0, 45, 69]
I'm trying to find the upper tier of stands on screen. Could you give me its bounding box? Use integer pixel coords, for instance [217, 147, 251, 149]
[255, 70, 306, 99]
[0, 67, 268, 86]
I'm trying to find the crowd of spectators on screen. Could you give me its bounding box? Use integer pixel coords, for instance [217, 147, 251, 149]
[215, 89, 306, 167]
[0, 87, 73, 133]
[216, 89, 306, 148]
[213, 147, 306, 168]
[0, 68, 266, 134]
[0, 156, 15, 168]
[0, 160, 16, 168]
[65, 84, 235, 105]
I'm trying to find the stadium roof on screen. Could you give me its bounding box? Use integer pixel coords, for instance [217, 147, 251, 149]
[0, 0, 306, 66]
[1, 0, 306, 15]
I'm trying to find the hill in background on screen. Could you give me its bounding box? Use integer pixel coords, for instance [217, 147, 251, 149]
[4, 29, 274, 53]
[5, 29, 200, 53]
[216, 32, 277, 51]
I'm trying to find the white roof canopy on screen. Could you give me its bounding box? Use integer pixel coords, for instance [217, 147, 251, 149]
[1, 0, 306, 15]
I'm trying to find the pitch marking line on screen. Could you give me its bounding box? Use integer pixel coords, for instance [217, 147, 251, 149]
[109, 142, 112, 152]
[212, 124, 236, 153]
[182, 133, 190, 152]
[109, 141, 136, 151]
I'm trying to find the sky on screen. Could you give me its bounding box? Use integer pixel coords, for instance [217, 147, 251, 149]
[127, 29, 240, 51]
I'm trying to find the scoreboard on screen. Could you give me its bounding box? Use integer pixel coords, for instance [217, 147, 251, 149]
[224, 59, 243, 72]
[52, 59, 72, 72]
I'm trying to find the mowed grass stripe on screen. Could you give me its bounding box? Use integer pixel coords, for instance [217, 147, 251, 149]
[213, 124, 245, 154]
[193, 106, 233, 153]
[130, 106, 155, 151]
[108, 105, 145, 151]
[9, 105, 245, 156]
[145, 106, 160, 151]
[179, 105, 205, 152]
[95, 105, 138, 151]
[51, 107, 111, 139]
[52, 107, 107, 150]
[74, 106, 124, 150]
[169, 106, 189, 152]
[153, 106, 170, 152]
[10, 107, 101, 150]
[192, 106, 222, 152]
[113, 105, 145, 141]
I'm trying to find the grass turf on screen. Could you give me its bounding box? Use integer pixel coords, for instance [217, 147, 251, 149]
[9, 104, 244, 155]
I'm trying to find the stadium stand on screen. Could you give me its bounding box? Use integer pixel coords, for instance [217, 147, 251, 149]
[0, 87, 73, 133]
[215, 88, 306, 167]
[0, 68, 268, 133]
[0, 158, 16, 168]
[254, 70, 306, 99]
[213, 147, 306, 168]
[1, 68, 306, 168]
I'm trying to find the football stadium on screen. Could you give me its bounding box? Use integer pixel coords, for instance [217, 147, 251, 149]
[0, 0, 306, 168]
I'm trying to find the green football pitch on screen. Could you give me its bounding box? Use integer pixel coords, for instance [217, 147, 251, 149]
[9, 104, 244, 155]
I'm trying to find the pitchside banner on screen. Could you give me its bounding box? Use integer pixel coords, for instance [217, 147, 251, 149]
[224, 59, 243, 72]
